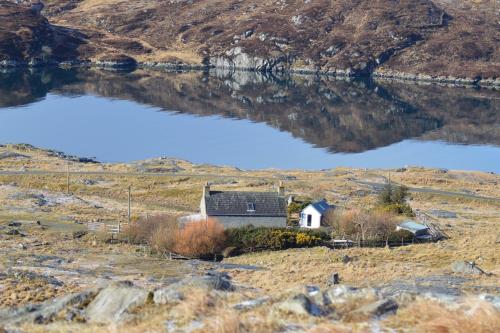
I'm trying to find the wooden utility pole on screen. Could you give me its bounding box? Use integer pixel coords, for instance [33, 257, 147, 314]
[128, 185, 132, 225]
[66, 158, 70, 194]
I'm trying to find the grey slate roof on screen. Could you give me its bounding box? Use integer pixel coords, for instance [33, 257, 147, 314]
[204, 191, 287, 217]
[310, 199, 334, 214]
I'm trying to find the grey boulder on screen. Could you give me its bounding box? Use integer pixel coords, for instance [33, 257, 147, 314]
[274, 294, 325, 317]
[233, 297, 269, 311]
[175, 272, 234, 291]
[153, 287, 184, 305]
[85, 282, 150, 324]
[352, 298, 398, 318]
[0, 289, 97, 326]
[451, 261, 486, 275]
[323, 285, 375, 305]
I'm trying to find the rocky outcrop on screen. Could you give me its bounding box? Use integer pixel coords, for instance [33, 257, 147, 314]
[209, 47, 292, 74]
[1, 277, 499, 331]
[0, 1, 88, 65]
[451, 261, 487, 275]
[351, 298, 398, 318]
[0, 1, 144, 66]
[274, 294, 327, 317]
[0, 289, 98, 326]
[153, 287, 184, 305]
[85, 282, 150, 324]
[171, 271, 235, 292]
[0, 272, 236, 329]
[1, 0, 497, 80]
[94, 54, 138, 69]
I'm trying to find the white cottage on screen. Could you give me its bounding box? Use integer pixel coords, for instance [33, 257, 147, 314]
[299, 199, 335, 229]
[199, 182, 287, 228]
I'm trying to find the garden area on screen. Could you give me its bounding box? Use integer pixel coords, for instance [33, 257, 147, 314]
[123, 184, 434, 259]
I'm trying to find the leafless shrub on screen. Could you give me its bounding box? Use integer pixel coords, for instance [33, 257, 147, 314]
[150, 220, 179, 254]
[126, 214, 179, 253]
[368, 211, 398, 245]
[324, 209, 398, 242]
[324, 208, 363, 239]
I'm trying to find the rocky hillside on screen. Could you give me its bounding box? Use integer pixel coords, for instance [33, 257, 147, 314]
[1, 0, 499, 81]
[0, 0, 89, 65]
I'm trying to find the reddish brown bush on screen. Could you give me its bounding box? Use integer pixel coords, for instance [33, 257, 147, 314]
[173, 218, 226, 257]
[126, 215, 226, 258]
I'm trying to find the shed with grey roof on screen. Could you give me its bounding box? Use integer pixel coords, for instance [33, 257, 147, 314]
[199, 183, 287, 228]
[396, 220, 430, 238]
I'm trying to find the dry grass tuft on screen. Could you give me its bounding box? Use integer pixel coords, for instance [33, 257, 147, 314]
[385, 298, 500, 333]
[204, 309, 241, 333]
[170, 288, 216, 324]
[306, 324, 353, 333]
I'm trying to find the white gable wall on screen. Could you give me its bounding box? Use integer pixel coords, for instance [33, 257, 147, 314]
[299, 205, 322, 228]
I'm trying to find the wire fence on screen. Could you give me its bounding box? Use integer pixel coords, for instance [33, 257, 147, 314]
[86, 221, 129, 235]
[326, 237, 435, 249]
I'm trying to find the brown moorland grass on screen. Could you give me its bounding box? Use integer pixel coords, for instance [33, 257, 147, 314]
[0, 145, 498, 332]
[385, 298, 500, 333]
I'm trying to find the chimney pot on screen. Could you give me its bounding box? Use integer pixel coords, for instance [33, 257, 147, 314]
[278, 181, 285, 196]
[203, 182, 210, 197]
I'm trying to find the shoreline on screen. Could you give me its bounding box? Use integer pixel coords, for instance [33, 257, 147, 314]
[0, 143, 498, 178]
[1, 142, 499, 175]
[1, 59, 499, 89]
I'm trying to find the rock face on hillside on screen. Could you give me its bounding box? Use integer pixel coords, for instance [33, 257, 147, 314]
[0, 0, 87, 65]
[0, 0, 146, 66]
[1, 0, 499, 80]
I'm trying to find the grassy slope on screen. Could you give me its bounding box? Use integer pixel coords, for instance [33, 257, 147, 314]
[0, 144, 499, 332]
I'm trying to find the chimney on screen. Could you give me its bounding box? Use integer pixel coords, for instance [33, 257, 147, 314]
[278, 181, 285, 196]
[203, 182, 211, 197]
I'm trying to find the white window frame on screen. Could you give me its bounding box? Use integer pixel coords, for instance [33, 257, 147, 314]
[246, 203, 256, 212]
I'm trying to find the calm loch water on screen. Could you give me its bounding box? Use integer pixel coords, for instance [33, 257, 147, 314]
[0, 68, 499, 172]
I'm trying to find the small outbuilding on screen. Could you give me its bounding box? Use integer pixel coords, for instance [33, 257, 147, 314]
[396, 220, 430, 239]
[299, 199, 335, 229]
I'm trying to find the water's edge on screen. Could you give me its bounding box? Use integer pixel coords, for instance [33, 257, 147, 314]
[1, 60, 499, 89]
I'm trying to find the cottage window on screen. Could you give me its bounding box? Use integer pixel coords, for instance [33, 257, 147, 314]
[307, 214, 312, 227]
[247, 203, 255, 212]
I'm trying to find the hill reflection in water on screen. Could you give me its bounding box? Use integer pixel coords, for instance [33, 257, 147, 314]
[0, 68, 498, 171]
